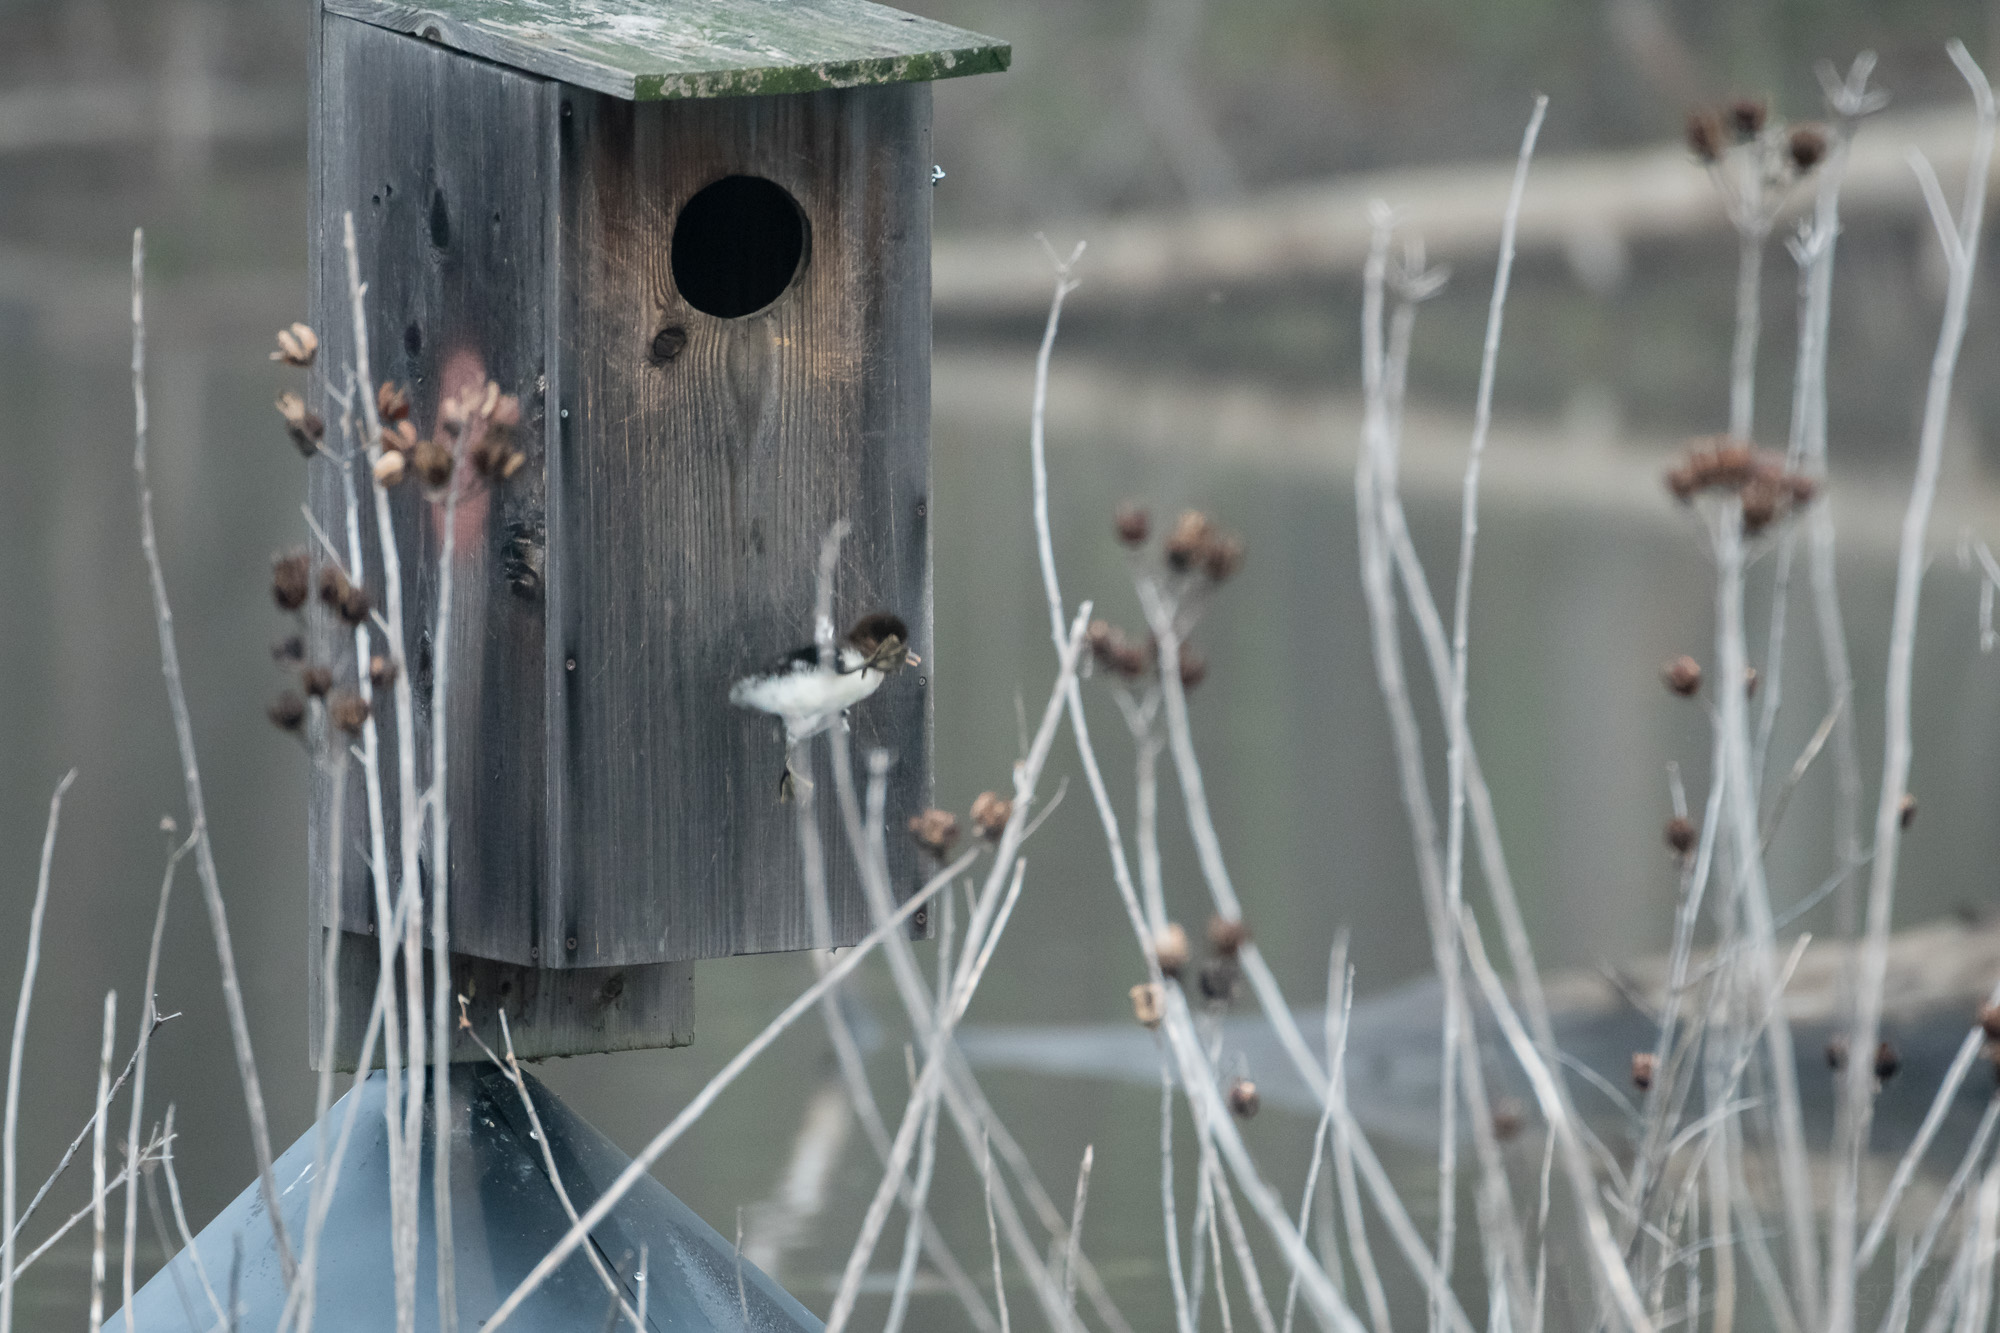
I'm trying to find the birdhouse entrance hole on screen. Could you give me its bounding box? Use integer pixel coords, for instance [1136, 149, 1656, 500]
[671, 174, 809, 318]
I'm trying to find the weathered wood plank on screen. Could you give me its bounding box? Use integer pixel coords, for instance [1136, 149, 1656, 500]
[324, 0, 1007, 102]
[312, 930, 693, 1070]
[552, 81, 934, 965]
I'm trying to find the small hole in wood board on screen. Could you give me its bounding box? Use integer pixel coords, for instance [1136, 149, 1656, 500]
[648, 325, 688, 365]
[671, 175, 808, 319]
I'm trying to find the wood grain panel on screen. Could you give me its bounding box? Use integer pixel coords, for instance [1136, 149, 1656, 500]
[553, 81, 934, 965]
[312, 930, 693, 1071]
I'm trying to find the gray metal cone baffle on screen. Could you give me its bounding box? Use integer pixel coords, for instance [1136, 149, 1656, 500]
[117, 1065, 822, 1330]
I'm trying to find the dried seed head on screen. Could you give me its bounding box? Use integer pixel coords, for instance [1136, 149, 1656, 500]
[1492, 1099, 1525, 1142]
[276, 391, 324, 457]
[270, 323, 319, 368]
[1115, 503, 1151, 546]
[337, 582, 373, 628]
[1197, 956, 1240, 1005]
[1686, 109, 1727, 164]
[1086, 620, 1150, 680]
[299, 665, 333, 698]
[377, 380, 412, 423]
[271, 549, 311, 612]
[1899, 793, 1918, 829]
[1207, 914, 1249, 957]
[1665, 816, 1697, 855]
[491, 392, 523, 429]
[1744, 666, 1761, 698]
[271, 634, 305, 666]
[318, 565, 349, 610]
[1980, 1005, 2000, 1043]
[970, 791, 1013, 840]
[1663, 655, 1702, 697]
[495, 447, 527, 481]
[1130, 982, 1166, 1030]
[381, 420, 418, 455]
[1665, 462, 1700, 502]
[369, 654, 398, 689]
[1177, 646, 1209, 692]
[412, 437, 454, 489]
[267, 691, 307, 732]
[1153, 922, 1191, 979]
[1201, 533, 1246, 583]
[1729, 96, 1768, 139]
[1227, 1078, 1261, 1120]
[1827, 1036, 1848, 1071]
[1631, 1051, 1658, 1091]
[1165, 511, 1214, 571]
[1741, 476, 1781, 534]
[328, 690, 370, 736]
[1874, 1040, 1902, 1083]
[373, 451, 408, 488]
[907, 808, 961, 858]
[1788, 123, 1829, 172]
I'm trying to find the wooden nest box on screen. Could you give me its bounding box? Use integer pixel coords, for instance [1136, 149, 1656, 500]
[306, 0, 1007, 1067]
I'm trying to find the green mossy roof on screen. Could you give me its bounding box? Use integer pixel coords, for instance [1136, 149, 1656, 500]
[326, 0, 1009, 101]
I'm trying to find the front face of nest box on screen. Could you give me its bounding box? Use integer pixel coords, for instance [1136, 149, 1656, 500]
[307, 2, 1003, 1063]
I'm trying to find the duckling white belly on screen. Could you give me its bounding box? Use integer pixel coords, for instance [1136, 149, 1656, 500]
[731, 666, 882, 727]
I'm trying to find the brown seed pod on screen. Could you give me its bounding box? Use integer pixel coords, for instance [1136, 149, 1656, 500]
[369, 655, 399, 689]
[1197, 957, 1239, 1005]
[412, 437, 454, 489]
[271, 549, 311, 612]
[372, 451, 409, 488]
[1201, 533, 1246, 583]
[1788, 123, 1829, 172]
[271, 635, 305, 666]
[1207, 915, 1249, 957]
[1177, 647, 1208, 692]
[1729, 96, 1768, 140]
[1631, 1051, 1658, 1091]
[338, 583, 373, 628]
[1165, 511, 1214, 571]
[299, 665, 333, 698]
[1227, 1078, 1261, 1120]
[377, 380, 412, 424]
[1492, 1099, 1525, 1143]
[267, 691, 307, 732]
[970, 791, 1013, 840]
[907, 808, 961, 858]
[381, 419, 418, 456]
[495, 447, 528, 481]
[1741, 477, 1781, 535]
[1115, 504, 1151, 546]
[1744, 666, 1761, 698]
[1899, 793, 1917, 829]
[276, 391, 324, 457]
[318, 566, 350, 610]
[1686, 109, 1727, 164]
[1153, 922, 1191, 979]
[1665, 816, 1697, 855]
[270, 323, 318, 368]
[1874, 1040, 1902, 1083]
[1663, 655, 1702, 697]
[1826, 1036, 1848, 1071]
[1665, 462, 1700, 502]
[1980, 1004, 2000, 1043]
[1130, 982, 1166, 1030]
[328, 690, 371, 736]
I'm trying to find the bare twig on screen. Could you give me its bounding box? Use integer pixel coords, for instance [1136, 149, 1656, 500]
[1828, 46, 1998, 1333]
[88, 991, 117, 1333]
[121, 827, 195, 1331]
[131, 228, 293, 1280]
[0, 768, 74, 1333]
[482, 864, 953, 1328]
